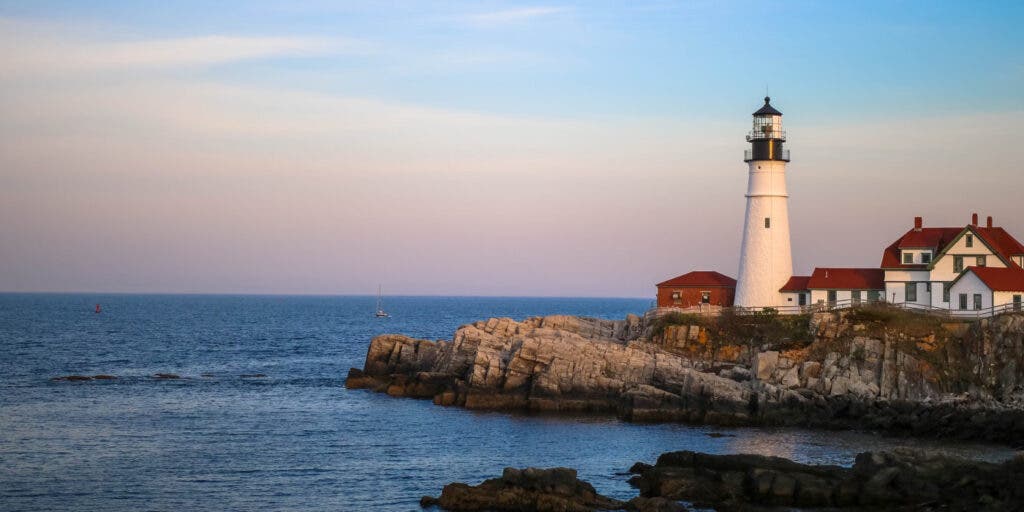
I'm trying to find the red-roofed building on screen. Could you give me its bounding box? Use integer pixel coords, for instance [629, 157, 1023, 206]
[778, 276, 811, 307]
[948, 267, 1024, 312]
[777, 269, 884, 307]
[656, 271, 736, 309]
[882, 214, 1024, 308]
[807, 268, 884, 305]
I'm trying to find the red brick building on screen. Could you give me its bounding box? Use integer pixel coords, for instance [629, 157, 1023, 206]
[655, 271, 736, 309]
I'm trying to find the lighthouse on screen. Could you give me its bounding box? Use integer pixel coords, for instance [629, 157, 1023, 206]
[734, 97, 793, 308]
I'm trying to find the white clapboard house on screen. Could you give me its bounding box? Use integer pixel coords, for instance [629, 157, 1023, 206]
[879, 214, 1024, 313]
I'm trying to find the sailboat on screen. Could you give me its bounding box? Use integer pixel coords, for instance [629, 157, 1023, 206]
[374, 285, 389, 318]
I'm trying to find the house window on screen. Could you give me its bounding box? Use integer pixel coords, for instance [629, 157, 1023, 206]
[977, 256, 986, 267]
[903, 252, 914, 264]
[798, 293, 807, 306]
[700, 291, 711, 304]
[852, 290, 862, 305]
[764, 217, 771, 229]
[1014, 295, 1022, 311]
[925, 282, 931, 293]
[867, 290, 880, 302]
[905, 282, 917, 302]
[921, 252, 932, 264]
[827, 290, 837, 305]
[958, 293, 967, 310]
[966, 234, 973, 248]
[973, 294, 983, 310]
[942, 283, 951, 302]
[953, 256, 964, 273]
[671, 291, 681, 304]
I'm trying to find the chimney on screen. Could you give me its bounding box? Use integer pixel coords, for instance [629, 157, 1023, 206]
[972, 213, 979, 226]
[987, 216, 993, 228]
[914, 216, 922, 231]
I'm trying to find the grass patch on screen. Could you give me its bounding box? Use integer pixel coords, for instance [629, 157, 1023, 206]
[649, 312, 709, 339]
[846, 303, 950, 338]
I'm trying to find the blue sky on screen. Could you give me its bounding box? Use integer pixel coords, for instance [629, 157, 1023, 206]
[1, 1, 1022, 296]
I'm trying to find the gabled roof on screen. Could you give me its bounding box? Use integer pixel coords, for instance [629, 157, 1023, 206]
[657, 271, 736, 288]
[753, 96, 782, 116]
[955, 266, 1024, 292]
[881, 224, 1024, 270]
[779, 276, 810, 292]
[807, 268, 885, 290]
[976, 227, 1024, 261]
[881, 227, 961, 268]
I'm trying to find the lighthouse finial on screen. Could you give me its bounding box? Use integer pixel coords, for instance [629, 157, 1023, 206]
[764, 95, 771, 104]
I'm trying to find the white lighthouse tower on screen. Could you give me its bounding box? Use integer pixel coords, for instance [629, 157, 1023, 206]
[734, 97, 793, 308]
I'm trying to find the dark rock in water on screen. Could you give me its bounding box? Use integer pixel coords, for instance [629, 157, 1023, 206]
[240, 374, 267, 378]
[93, 374, 117, 380]
[629, 448, 1024, 511]
[623, 497, 686, 512]
[153, 373, 181, 379]
[51, 375, 93, 381]
[422, 466, 626, 511]
[705, 432, 734, 438]
[200, 373, 216, 378]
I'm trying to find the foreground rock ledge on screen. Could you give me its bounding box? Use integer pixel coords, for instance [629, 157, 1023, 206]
[629, 448, 1024, 511]
[346, 313, 1024, 443]
[420, 467, 681, 512]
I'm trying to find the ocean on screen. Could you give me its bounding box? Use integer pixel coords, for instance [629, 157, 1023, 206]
[0, 294, 1015, 511]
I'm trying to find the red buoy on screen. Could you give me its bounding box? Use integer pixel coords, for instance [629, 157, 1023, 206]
[95, 304, 101, 314]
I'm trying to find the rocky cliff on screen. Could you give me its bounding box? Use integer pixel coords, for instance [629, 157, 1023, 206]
[346, 309, 1024, 444]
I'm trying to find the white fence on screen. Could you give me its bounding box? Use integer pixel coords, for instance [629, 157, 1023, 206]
[647, 299, 1023, 321]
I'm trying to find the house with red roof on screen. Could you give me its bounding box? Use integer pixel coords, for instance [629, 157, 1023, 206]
[780, 268, 884, 307]
[655, 271, 736, 310]
[881, 213, 1024, 310]
[948, 267, 1024, 312]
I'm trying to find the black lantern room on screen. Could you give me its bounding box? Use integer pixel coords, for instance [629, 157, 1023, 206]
[744, 96, 790, 162]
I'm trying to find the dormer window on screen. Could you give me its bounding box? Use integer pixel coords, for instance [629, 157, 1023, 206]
[966, 234, 974, 248]
[903, 252, 913, 264]
[921, 252, 932, 264]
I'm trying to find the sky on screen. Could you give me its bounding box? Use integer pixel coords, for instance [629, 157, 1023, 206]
[1, 1, 1022, 297]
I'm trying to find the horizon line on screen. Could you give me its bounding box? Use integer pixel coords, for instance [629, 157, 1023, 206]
[0, 290, 653, 300]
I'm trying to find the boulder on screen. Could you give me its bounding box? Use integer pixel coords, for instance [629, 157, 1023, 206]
[423, 467, 625, 511]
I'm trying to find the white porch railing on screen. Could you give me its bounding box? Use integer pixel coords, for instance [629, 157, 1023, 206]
[647, 299, 1023, 320]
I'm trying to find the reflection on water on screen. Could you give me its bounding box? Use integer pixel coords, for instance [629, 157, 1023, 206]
[0, 294, 1016, 511]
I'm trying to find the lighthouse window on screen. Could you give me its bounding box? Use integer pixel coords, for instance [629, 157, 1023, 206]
[764, 217, 771, 229]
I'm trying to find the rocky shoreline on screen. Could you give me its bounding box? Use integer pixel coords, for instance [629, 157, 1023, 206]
[346, 310, 1024, 445]
[419, 449, 1024, 511]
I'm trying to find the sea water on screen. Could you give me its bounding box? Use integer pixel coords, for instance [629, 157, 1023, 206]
[0, 294, 1015, 511]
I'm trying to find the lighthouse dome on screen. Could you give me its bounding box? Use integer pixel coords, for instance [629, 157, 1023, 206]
[753, 96, 782, 116]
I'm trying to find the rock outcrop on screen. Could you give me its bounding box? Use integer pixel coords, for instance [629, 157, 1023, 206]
[420, 467, 628, 512]
[628, 448, 1024, 511]
[347, 310, 1024, 444]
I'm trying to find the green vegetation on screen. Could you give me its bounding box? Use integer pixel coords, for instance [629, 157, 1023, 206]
[846, 303, 952, 338]
[649, 312, 710, 339]
[651, 308, 812, 351]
